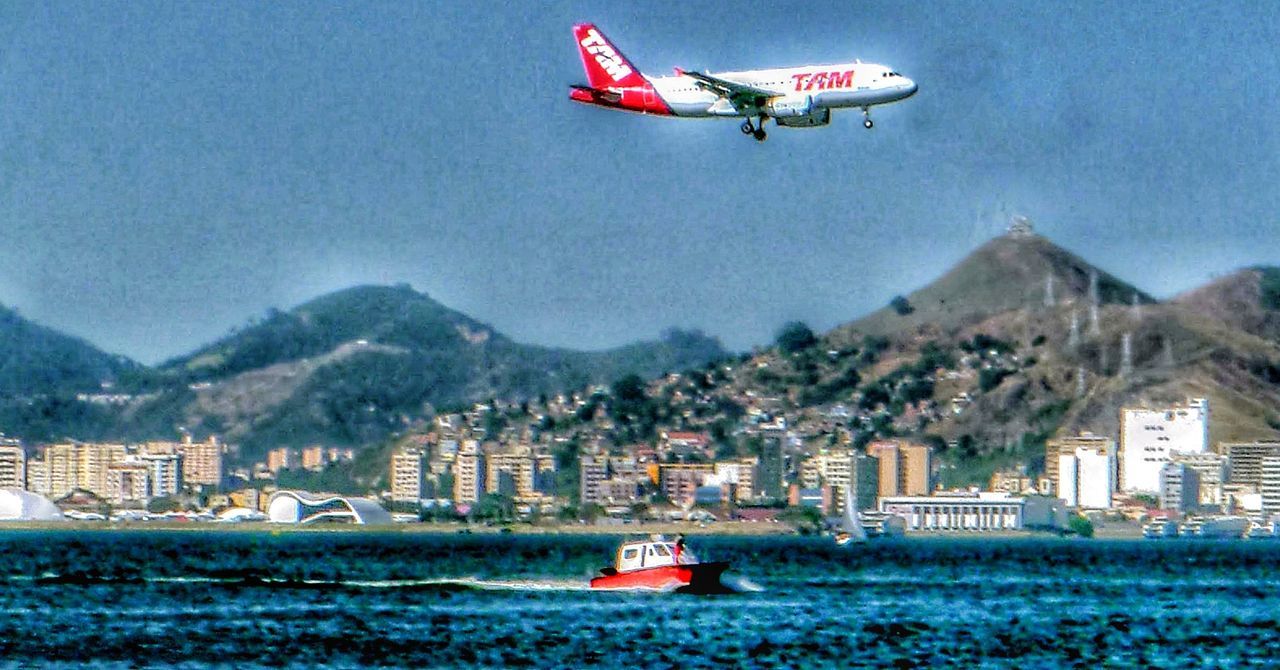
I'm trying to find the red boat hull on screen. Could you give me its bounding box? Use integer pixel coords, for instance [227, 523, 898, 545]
[590, 562, 730, 593]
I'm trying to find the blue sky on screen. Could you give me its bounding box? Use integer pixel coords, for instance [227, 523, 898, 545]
[1, 2, 1277, 363]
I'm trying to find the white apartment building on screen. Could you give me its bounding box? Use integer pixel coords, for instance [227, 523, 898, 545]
[1058, 446, 1115, 509]
[1120, 398, 1209, 493]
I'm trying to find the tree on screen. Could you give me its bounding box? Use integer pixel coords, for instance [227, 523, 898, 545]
[775, 322, 818, 354]
[579, 502, 605, 524]
[778, 506, 824, 534]
[147, 496, 183, 514]
[889, 295, 915, 315]
[473, 493, 515, 524]
[1068, 514, 1094, 538]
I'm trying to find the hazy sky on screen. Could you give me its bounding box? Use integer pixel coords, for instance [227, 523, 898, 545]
[2, 2, 1277, 363]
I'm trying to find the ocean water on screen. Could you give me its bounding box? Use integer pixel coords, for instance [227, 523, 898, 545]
[0, 531, 1278, 668]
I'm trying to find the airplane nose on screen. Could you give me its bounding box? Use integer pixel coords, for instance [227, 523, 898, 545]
[903, 78, 918, 97]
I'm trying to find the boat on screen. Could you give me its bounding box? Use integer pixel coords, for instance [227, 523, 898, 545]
[1247, 521, 1277, 539]
[1195, 516, 1249, 539]
[589, 535, 730, 593]
[1142, 517, 1179, 539]
[833, 486, 868, 546]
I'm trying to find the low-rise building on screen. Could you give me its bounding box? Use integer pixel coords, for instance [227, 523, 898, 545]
[879, 492, 1025, 531]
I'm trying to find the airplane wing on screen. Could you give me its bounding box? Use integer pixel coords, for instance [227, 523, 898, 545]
[675, 68, 772, 111]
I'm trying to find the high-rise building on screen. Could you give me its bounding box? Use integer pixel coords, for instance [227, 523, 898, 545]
[29, 443, 127, 499]
[849, 453, 880, 510]
[485, 449, 538, 499]
[757, 436, 785, 501]
[25, 458, 49, 496]
[1057, 446, 1115, 509]
[1172, 451, 1228, 507]
[141, 436, 224, 488]
[1119, 398, 1209, 493]
[804, 449, 880, 510]
[267, 447, 296, 474]
[390, 449, 425, 503]
[79, 443, 128, 498]
[301, 445, 328, 471]
[713, 458, 757, 502]
[453, 441, 484, 503]
[868, 441, 932, 497]
[140, 454, 183, 497]
[0, 442, 25, 490]
[579, 455, 607, 505]
[1261, 457, 1280, 519]
[1224, 441, 1280, 487]
[1045, 433, 1114, 496]
[1159, 463, 1201, 512]
[106, 461, 150, 504]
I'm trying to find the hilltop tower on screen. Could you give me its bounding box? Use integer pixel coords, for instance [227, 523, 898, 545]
[1131, 292, 1142, 321]
[1089, 270, 1102, 336]
[1008, 215, 1034, 237]
[1120, 332, 1133, 377]
[1044, 273, 1056, 307]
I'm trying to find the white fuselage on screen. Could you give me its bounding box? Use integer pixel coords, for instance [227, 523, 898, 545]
[651, 63, 917, 118]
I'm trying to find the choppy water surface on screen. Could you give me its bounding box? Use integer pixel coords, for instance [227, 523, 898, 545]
[1, 531, 1279, 668]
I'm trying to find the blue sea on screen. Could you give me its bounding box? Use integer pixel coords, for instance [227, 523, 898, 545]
[0, 531, 1278, 668]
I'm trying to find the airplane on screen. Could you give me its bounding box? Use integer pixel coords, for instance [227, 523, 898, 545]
[569, 23, 917, 141]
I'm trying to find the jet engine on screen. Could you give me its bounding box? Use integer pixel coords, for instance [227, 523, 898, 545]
[774, 108, 831, 127]
[764, 95, 814, 118]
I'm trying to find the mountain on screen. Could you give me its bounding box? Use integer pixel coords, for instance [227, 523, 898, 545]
[0, 304, 143, 396]
[1172, 267, 1280, 343]
[832, 232, 1154, 344]
[144, 284, 728, 455]
[795, 231, 1280, 482]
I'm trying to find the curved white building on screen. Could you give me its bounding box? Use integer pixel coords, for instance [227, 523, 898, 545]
[0, 489, 65, 521]
[267, 491, 392, 525]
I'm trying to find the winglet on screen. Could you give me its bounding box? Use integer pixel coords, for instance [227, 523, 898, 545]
[673, 67, 684, 76]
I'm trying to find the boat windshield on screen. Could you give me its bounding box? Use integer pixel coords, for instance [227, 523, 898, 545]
[673, 543, 698, 564]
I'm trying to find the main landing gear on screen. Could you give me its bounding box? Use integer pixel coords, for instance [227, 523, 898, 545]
[740, 116, 768, 142]
[862, 107, 874, 129]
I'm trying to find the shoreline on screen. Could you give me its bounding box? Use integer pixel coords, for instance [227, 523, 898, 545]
[0, 519, 1149, 538]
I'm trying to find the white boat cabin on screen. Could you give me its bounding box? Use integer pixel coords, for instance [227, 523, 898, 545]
[614, 538, 698, 572]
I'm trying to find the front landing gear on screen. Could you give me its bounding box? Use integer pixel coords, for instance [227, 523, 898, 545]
[740, 116, 768, 141]
[862, 108, 874, 129]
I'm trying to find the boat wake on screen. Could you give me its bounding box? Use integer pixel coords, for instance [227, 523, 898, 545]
[720, 574, 766, 593]
[14, 573, 765, 594]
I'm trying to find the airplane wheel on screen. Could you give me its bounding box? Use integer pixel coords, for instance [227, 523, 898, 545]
[753, 129, 767, 142]
[740, 120, 754, 134]
[863, 118, 874, 129]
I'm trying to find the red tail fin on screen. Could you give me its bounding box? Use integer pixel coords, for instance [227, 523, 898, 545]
[573, 24, 647, 88]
